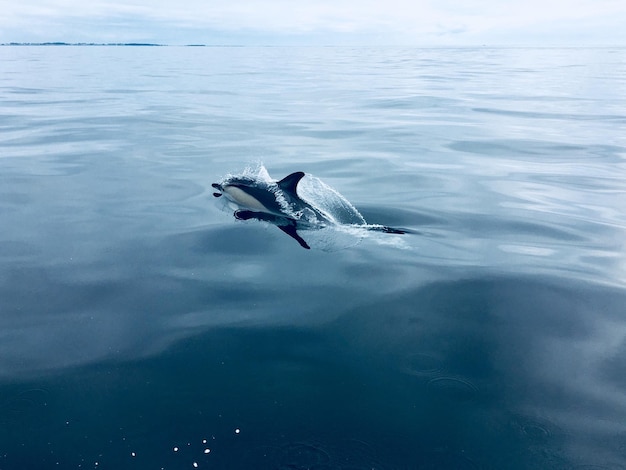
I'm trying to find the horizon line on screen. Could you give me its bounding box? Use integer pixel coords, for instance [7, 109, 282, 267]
[2, 41, 625, 48]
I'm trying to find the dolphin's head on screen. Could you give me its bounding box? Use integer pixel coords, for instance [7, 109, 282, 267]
[212, 176, 279, 213]
[213, 176, 251, 197]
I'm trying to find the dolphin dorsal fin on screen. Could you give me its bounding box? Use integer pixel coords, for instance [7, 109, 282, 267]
[277, 171, 305, 195]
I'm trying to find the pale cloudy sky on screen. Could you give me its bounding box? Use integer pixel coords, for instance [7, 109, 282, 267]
[2, 0, 625, 45]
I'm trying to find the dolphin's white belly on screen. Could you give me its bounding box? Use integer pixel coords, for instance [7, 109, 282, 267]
[223, 186, 268, 212]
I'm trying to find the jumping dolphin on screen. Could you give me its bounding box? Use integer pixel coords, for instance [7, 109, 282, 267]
[212, 170, 406, 249]
[212, 171, 320, 248]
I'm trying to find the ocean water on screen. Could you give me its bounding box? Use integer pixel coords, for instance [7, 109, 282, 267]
[1, 45, 625, 469]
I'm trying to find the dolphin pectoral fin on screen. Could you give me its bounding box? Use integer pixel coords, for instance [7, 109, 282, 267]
[234, 210, 310, 249]
[278, 224, 310, 250]
[234, 210, 261, 221]
[234, 210, 282, 222]
[213, 192, 222, 197]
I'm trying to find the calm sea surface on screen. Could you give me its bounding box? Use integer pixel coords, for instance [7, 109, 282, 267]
[1, 46, 626, 469]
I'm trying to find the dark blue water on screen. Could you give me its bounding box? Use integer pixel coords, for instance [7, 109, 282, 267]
[1, 46, 626, 469]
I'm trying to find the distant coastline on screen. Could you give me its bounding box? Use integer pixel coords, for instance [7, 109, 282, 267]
[0, 42, 208, 47]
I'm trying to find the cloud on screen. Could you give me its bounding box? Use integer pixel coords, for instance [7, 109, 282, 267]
[1, 0, 625, 44]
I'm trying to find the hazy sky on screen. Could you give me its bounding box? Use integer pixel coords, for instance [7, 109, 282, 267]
[2, 0, 625, 45]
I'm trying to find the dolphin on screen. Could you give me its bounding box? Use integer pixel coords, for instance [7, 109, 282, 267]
[212, 170, 406, 249]
[212, 171, 317, 249]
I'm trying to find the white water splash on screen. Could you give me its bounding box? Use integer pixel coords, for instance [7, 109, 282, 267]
[296, 173, 366, 226]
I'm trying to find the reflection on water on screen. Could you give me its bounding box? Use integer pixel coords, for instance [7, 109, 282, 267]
[2, 275, 625, 468]
[1, 45, 625, 469]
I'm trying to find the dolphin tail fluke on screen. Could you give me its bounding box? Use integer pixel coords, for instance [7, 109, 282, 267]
[366, 225, 409, 234]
